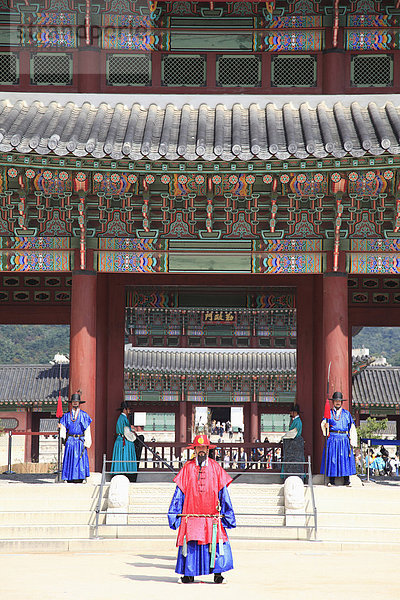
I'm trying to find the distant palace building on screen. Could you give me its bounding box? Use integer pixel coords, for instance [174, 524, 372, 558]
[1, 348, 399, 464]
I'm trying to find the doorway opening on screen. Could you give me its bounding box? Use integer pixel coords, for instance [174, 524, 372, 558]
[210, 406, 230, 425]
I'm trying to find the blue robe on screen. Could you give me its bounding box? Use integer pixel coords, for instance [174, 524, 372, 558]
[60, 410, 92, 481]
[111, 413, 137, 474]
[320, 408, 356, 477]
[168, 486, 236, 576]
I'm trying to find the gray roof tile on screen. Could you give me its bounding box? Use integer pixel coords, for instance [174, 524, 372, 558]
[2, 99, 400, 161]
[0, 364, 69, 405]
[353, 366, 400, 408]
[124, 348, 296, 374]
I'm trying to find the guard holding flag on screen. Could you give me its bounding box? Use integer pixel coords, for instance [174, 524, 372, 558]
[320, 391, 357, 486]
[59, 391, 92, 483]
[168, 434, 236, 584]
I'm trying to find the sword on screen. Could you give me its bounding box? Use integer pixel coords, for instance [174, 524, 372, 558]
[79, 439, 86, 461]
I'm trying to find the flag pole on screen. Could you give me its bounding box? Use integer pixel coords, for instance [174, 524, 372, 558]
[323, 362, 331, 485]
[56, 361, 62, 482]
[54, 353, 67, 483]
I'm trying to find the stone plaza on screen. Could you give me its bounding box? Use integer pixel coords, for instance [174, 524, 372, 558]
[1, 541, 399, 600]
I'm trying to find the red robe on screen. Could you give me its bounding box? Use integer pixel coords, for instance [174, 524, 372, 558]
[173, 458, 232, 546]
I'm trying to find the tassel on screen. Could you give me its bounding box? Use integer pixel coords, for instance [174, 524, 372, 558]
[182, 535, 187, 557]
[210, 523, 217, 569]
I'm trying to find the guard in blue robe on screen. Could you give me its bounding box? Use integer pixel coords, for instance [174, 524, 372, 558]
[320, 391, 357, 486]
[60, 392, 92, 483]
[111, 401, 137, 480]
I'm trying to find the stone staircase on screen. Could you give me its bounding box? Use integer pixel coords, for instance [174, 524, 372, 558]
[314, 482, 400, 544]
[0, 477, 399, 552]
[0, 481, 100, 543]
[106, 482, 293, 539]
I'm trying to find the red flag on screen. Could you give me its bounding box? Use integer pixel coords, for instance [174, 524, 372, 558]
[323, 398, 331, 420]
[56, 390, 63, 419]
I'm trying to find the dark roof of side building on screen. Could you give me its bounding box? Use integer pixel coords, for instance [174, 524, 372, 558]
[0, 364, 69, 406]
[1, 99, 400, 162]
[352, 365, 400, 409]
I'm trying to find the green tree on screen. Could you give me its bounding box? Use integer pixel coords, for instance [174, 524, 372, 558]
[0, 325, 69, 364]
[357, 417, 388, 447]
[353, 326, 400, 365]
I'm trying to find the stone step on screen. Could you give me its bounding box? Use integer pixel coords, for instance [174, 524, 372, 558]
[0, 482, 100, 494]
[316, 501, 400, 514]
[125, 510, 286, 527]
[128, 495, 284, 509]
[3, 522, 397, 544]
[2, 536, 400, 555]
[0, 524, 95, 540]
[0, 520, 309, 541]
[126, 483, 284, 497]
[0, 484, 102, 511]
[0, 511, 96, 526]
[317, 512, 400, 527]
[317, 526, 400, 543]
[0, 497, 100, 511]
[95, 524, 311, 540]
[314, 485, 400, 500]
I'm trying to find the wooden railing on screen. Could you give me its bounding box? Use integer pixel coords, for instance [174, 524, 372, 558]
[135, 441, 283, 473]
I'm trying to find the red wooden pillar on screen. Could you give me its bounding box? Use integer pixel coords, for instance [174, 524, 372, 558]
[322, 23, 345, 94]
[243, 403, 250, 444]
[179, 402, 187, 444]
[186, 401, 193, 442]
[250, 401, 259, 442]
[70, 270, 97, 470]
[106, 281, 126, 460]
[313, 275, 325, 471]
[77, 29, 101, 93]
[95, 275, 108, 471]
[296, 276, 315, 461]
[25, 408, 32, 463]
[323, 272, 349, 408]
[177, 375, 187, 445]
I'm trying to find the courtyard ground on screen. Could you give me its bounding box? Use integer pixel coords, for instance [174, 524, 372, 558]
[1, 541, 398, 600]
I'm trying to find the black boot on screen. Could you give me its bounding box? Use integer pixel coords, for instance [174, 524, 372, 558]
[214, 574, 224, 584]
[343, 476, 351, 486]
[180, 576, 194, 583]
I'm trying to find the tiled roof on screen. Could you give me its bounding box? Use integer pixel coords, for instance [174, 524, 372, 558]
[0, 364, 69, 406]
[1, 99, 400, 161]
[124, 348, 296, 374]
[352, 366, 400, 408]
[125, 348, 370, 375]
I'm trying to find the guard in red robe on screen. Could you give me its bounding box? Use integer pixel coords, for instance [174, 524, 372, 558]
[168, 434, 236, 584]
